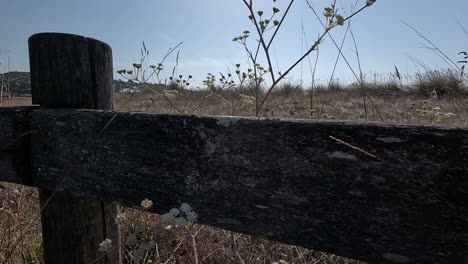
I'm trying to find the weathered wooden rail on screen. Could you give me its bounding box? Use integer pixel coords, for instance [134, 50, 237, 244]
[0, 33, 467, 264]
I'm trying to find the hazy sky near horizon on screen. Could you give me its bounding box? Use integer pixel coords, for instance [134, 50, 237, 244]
[1, 0, 467, 86]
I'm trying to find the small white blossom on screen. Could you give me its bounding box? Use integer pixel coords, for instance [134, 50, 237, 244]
[186, 211, 198, 222]
[179, 203, 192, 213]
[98, 238, 112, 252]
[141, 199, 153, 209]
[169, 208, 180, 217]
[115, 212, 126, 222]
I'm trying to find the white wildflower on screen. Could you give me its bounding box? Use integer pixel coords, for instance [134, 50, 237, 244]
[186, 211, 198, 222]
[179, 203, 192, 213]
[163, 89, 178, 98]
[141, 199, 153, 209]
[169, 208, 180, 217]
[115, 212, 126, 222]
[98, 238, 112, 252]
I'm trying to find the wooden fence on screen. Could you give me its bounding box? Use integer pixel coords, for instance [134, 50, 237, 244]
[0, 33, 467, 264]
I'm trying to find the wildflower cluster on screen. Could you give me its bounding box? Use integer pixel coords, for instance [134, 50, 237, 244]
[125, 222, 156, 263]
[202, 72, 236, 91]
[169, 74, 192, 87]
[239, 94, 256, 106]
[162, 89, 179, 99]
[232, 30, 251, 43]
[432, 107, 456, 123]
[231, 0, 375, 116]
[219, 73, 235, 87]
[116, 42, 168, 87]
[234, 63, 270, 86]
[202, 73, 217, 88]
[160, 202, 198, 227]
[98, 238, 113, 253]
[101, 199, 198, 263]
[231, 3, 282, 108]
[256, 7, 280, 32]
[409, 99, 456, 124]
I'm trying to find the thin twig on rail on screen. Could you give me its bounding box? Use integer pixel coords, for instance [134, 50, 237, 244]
[329, 135, 382, 161]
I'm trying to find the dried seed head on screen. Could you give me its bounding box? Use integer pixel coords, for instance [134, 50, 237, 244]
[335, 14, 344, 25]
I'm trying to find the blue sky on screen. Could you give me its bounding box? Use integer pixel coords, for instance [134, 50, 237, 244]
[1, 0, 467, 87]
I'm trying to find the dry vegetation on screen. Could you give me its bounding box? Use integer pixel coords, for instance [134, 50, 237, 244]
[1, 75, 466, 263]
[1, 0, 466, 262]
[115, 79, 468, 127]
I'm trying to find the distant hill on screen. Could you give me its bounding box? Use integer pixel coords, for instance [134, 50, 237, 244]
[0, 72, 166, 94]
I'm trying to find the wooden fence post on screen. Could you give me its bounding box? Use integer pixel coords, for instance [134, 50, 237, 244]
[28, 33, 120, 264]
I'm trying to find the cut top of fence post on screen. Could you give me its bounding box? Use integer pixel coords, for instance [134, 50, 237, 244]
[28, 32, 113, 109]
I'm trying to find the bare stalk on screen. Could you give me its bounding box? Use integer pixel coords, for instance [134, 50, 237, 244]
[252, 1, 375, 116]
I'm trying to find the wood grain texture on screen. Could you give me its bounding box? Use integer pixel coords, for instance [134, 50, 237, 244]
[87, 37, 114, 110]
[28, 33, 113, 109]
[29, 33, 92, 107]
[28, 109, 468, 264]
[0, 107, 33, 185]
[28, 32, 119, 264]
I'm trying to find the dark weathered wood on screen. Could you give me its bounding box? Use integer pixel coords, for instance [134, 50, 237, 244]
[0, 107, 33, 185]
[28, 33, 119, 264]
[27, 109, 468, 264]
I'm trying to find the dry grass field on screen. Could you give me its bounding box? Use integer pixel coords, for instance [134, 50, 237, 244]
[0, 83, 466, 263]
[115, 86, 468, 127]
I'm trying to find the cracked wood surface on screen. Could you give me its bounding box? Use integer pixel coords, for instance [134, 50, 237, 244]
[0, 107, 467, 263]
[24, 108, 468, 264]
